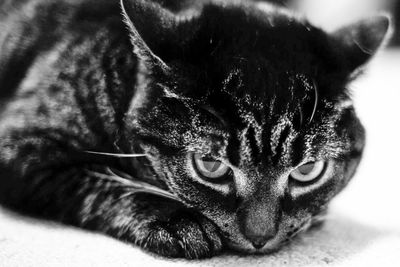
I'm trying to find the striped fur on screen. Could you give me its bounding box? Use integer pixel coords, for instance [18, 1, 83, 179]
[0, 0, 389, 259]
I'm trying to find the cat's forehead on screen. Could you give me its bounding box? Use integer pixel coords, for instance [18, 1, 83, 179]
[199, 41, 346, 118]
[201, 4, 324, 63]
[200, 65, 318, 123]
[221, 65, 315, 102]
[173, 3, 348, 108]
[196, 4, 346, 89]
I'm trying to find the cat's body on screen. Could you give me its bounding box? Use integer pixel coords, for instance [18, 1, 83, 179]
[0, 0, 390, 259]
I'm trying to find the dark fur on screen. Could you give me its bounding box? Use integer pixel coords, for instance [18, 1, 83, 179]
[0, 0, 390, 259]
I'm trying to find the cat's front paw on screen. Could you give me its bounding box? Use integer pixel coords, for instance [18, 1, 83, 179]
[141, 210, 223, 259]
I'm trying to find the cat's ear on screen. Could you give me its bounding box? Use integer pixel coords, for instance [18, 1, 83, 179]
[332, 15, 392, 73]
[120, 0, 199, 74]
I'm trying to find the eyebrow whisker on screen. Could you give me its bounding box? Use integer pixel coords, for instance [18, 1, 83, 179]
[309, 80, 319, 124]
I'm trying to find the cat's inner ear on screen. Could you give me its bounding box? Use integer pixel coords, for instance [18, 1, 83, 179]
[332, 15, 391, 73]
[120, 0, 200, 73]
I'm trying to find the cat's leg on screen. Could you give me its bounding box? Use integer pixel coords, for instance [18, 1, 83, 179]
[0, 129, 223, 259]
[77, 188, 224, 259]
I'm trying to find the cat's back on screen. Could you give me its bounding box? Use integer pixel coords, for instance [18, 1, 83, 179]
[0, 0, 126, 99]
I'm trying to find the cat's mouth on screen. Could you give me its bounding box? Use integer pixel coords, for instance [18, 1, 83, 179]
[224, 234, 287, 254]
[221, 216, 318, 254]
[218, 223, 282, 253]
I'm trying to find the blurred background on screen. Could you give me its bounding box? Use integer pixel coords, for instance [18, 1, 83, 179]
[276, 0, 400, 45]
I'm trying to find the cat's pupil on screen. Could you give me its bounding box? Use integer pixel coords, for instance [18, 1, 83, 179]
[297, 163, 315, 175]
[202, 159, 222, 172]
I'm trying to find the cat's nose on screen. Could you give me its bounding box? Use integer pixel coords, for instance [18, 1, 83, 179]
[237, 192, 280, 250]
[249, 235, 270, 249]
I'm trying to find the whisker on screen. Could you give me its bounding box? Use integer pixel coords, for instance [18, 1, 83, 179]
[85, 169, 137, 187]
[309, 79, 319, 124]
[84, 151, 147, 158]
[105, 167, 132, 180]
[85, 169, 180, 202]
[111, 191, 137, 206]
[91, 182, 129, 191]
[298, 105, 304, 126]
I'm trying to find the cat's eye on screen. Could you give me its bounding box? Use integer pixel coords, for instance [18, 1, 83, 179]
[290, 161, 325, 183]
[193, 153, 230, 180]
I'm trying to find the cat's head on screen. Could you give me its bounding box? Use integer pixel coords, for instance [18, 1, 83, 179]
[121, 0, 391, 253]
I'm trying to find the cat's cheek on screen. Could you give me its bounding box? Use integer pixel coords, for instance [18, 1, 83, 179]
[269, 214, 315, 249]
[214, 218, 256, 252]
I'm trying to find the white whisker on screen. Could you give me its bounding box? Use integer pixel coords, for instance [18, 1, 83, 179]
[105, 167, 132, 180]
[309, 79, 319, 124]
[85, 170, 136, 187]
[84, 151, 147, 158]
[111, 191, 137, 205]
[85, 169, 180, 202]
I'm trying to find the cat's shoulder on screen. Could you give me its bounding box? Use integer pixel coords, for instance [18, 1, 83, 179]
[0, 0, 124, 98]
[0, 0, 122, 32]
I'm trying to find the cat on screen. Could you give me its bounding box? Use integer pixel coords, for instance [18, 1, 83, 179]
[0, 0, 391, 259]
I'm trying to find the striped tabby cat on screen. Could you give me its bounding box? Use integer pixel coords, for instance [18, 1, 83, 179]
[0, 0, 390, 259]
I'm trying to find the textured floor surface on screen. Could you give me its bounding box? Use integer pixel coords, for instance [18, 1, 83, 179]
[0, 50, 399, 267]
